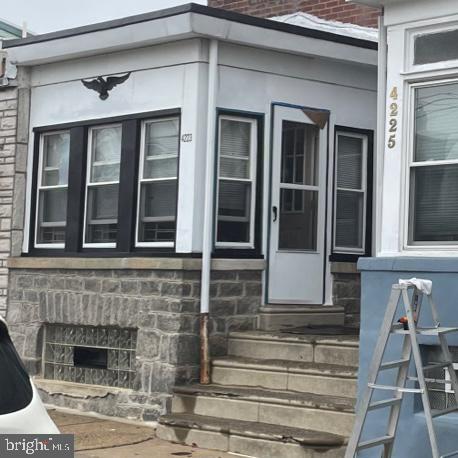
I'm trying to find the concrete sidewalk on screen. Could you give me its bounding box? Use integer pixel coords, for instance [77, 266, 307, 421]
[48, 410, 235, 458]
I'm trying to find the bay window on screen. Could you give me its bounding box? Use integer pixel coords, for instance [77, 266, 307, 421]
[35, 131, 70, 247]
[409, 81, 458, 244]
[215, 115, 258, 248]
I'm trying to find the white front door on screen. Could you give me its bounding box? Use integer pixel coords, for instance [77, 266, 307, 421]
[268, 105, 327, 304]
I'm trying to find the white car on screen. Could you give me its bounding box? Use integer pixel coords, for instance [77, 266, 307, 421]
[0, 316, 59, 434]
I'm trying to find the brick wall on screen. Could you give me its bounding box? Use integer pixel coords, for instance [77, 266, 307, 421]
[7, 265, 262, 420]
[208, 0, 380, 28]
[0, 74, 29, 317]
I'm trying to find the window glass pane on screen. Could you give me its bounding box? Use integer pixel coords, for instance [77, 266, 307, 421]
[410, 164, 458, 242]
[281, 121, 318, 186]
[37, 188, 67, 244]
[335, 190, 364, 249]
[42, 133, 70, 186]
[414, 83, 458, 162]
[143, 120, 179, 180]
[414, 29, 458, 65]
[217, 180, 251, 243]
[90, 126, 122, 183]
[220, 157, 249, 179]
[279, 189, 317, 250]
[144, 157, 177, 179]
[144, 119, 179, 159]
[138, 181, 177, 243]
[220, 120, 250, 158]
[86, 184, 118, 244]
[337, 136, 363, 189]
[0, 321, 33, 415]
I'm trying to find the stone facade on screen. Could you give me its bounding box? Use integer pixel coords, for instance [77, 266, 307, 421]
[331, 262, 361, 327]
[0, 70, 30, 317]
[208, 0, 380, 28]
[6, 262, 262, 421]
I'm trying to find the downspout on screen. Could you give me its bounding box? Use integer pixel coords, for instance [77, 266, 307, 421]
[375, 9, 387, 256]
[200, 39, 219, 385]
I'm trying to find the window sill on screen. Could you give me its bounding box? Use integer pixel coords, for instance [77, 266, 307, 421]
[34, 378, 130, 398]
[7, 256, 267, 271]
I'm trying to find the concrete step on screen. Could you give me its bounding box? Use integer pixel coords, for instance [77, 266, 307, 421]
[157, 413, 346, 458]
[211, 356, 357, 398]
[228, 330, 359, 366]
[258, 305, 345, 331]
[171, 384, 355, 436]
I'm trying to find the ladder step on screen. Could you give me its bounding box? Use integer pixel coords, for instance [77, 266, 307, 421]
[380, 358, 410, 370]
[441, 449, 458, 458]
[408, 376, 447, 384]
[392, 327, 458, 336]
[424, 362, 451, 372]
[368, 398, 402, 410]
[432, 406, 458, 418]
[357, 435, 394, 451]
[368, 383, 424, 394]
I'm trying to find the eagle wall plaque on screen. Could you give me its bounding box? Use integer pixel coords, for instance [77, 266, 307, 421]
[81, 72, 131, 100]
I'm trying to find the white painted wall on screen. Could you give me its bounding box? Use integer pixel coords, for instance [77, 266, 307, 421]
[214, 43, 377, 303]
[22, 35, 378, 295]
[24, 39, 208, 254]
[378, 4, 458, 257]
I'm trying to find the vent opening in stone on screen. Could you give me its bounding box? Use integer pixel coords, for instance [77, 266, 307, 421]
[74, 346, 108, 370]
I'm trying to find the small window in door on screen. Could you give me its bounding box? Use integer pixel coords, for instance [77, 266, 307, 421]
[278, 121, 319, 251]
[333, 131, 368, 254]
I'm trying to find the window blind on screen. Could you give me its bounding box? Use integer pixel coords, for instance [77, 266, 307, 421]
[412, 164, 458, 242]
[334, 133, 366, 252]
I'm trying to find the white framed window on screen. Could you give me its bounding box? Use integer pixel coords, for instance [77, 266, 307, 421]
[83, 124, 122, 247]
[215, 115, 258, 248]
[333, 131, 368, 254]
[407, 21, 458, 73]
[407, 79, 458, 247]
[136, 117, 179, 247]
[35, 131, 70, 248]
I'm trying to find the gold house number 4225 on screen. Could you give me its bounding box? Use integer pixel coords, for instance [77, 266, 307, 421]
[387, 87, 398, 149]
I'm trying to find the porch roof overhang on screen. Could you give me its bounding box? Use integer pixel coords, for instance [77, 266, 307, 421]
[3, 3, 377, 67]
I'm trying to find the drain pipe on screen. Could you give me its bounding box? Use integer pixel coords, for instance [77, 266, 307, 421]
[375, 10, 387, 256]
[200, 39, 219, 385]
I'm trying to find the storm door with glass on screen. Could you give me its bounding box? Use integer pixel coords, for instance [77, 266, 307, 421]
[268, 105, 327, 304]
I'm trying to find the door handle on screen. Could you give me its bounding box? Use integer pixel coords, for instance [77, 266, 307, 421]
[272, 206, 278, 222]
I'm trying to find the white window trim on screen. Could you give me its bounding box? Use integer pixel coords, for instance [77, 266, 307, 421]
[403, 77, 458, 252]
[135, 117, 179, 248]
[333, 131, 368, 255]
[82, 124, 122, 249]
[34, 130, 70, 249]
[406, 18, 458, 75]
[215, 115, 258, 249]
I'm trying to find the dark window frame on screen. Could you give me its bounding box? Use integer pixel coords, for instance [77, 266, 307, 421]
[329, 125, 374, 263]
[213, 109, 264, 259]
[28, 109, 181, 257]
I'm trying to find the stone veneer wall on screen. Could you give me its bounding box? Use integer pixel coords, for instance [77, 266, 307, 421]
[0, 69, 30, 317]
[6, 261, 263, 421]
[331, 262, 361, 328]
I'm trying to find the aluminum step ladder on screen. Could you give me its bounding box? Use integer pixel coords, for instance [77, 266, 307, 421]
[345, 282, 458, 458]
